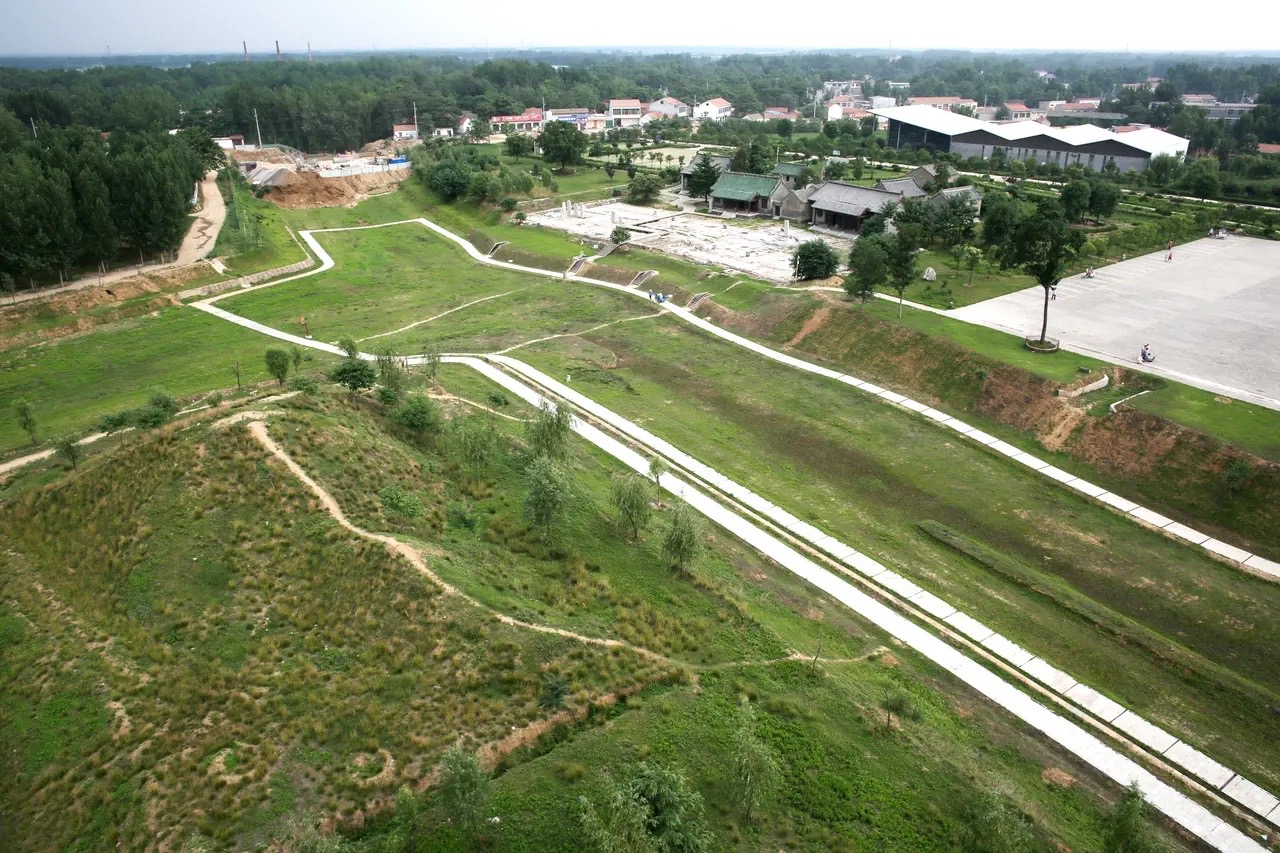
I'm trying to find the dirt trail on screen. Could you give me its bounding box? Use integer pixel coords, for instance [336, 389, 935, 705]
[786, 306, 832, 348]
[244, 420, 676, 663]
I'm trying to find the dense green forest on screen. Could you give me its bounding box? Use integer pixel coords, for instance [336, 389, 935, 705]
[4, 51, 1280, 154]
[0, 107, 219, 292]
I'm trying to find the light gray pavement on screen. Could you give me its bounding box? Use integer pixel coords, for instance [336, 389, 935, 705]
[950, 236, 1280, 410]
[188, 221, 1280, 841]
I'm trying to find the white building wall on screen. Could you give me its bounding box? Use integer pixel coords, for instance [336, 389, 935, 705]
[951, 140, 1152, 172]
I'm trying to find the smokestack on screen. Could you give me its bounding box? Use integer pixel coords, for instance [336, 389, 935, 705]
[308, 42, 312, 62]
[242, 41, 248, 61]
[275, 40, 281, 61]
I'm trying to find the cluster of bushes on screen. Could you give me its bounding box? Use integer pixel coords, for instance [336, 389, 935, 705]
[413, 145, 537, 203]
[98, 389, 179, 433]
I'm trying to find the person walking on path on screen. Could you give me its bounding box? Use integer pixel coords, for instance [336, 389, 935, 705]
[1166, 240, 1174, 262]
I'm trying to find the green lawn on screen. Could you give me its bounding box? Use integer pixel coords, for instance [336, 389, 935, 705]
[0, 307, 331, 453]
[887, 249, 1038, 308]
[515, 316, 1280, 790]
[218, 223, 643, 350]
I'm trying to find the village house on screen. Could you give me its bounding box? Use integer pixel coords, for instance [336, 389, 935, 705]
[694, 98, 734, 121]
[907, 96, 979, 113]
[457, 112, 476, 136]
[546, 108, 591, 129]
[1004, 102, 1033, 120]
[393, 123, 419, 141]
[707, 172, 806, 219]
[647, 96, 691, 118]
[763, 106, 802, 121]
[680, 154, 731, 193]
[607, 99, 645, 128]
[805, 182, 902, 232]
[490, 107, 544, 133]
[770, 161, 810, 189]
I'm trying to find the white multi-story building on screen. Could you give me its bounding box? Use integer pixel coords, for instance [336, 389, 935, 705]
[647, 96, 691, 118]
[607, 99, 645, 127]
[694, 98, 734, 121]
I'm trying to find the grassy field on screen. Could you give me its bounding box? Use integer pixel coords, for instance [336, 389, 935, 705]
[214, 174, 310, 276]
[887, 248, 1039, 308]
[515, 316, 1280, 789]
[218, 223, 646, 351]
[0, 306, 332, 453]
[0, 374, 1180, 850]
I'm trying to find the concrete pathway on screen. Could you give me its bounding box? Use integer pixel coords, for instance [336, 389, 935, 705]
[193, 218, 1280, 585]
[2, 171, 228, 308]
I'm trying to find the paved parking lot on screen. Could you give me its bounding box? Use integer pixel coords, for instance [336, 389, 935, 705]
[951, 236, 1280, 409]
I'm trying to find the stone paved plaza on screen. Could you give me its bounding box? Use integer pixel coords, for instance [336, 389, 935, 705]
[951, 236, 1280, 409]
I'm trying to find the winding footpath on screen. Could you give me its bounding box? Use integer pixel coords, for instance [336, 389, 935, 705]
[186, 217, 1280, 849]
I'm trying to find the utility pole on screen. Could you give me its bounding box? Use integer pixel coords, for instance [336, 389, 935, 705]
[413, 101, 418, 137]
[253, 108, 263, 150]
[29, 117, 37, 138]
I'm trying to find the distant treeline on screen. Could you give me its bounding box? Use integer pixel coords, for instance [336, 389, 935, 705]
[0, 108, 220, 290]
[4, 52, 1280, 154]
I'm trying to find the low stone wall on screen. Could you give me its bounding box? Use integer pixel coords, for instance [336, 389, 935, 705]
[178, 257, 315, 300]
[1058, 372, 1110, 398]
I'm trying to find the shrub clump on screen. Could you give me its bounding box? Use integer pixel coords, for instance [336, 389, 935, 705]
[379, 486, 424, 518]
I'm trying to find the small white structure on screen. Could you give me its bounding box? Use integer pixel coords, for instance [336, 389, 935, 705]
[647, 96, 691, 118]
[393, 124, 419, 141]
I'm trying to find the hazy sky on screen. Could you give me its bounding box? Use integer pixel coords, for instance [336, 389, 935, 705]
[3, 0, 1277, 56]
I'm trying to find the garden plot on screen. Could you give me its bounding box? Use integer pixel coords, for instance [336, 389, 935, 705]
[530, 201, 851, 283]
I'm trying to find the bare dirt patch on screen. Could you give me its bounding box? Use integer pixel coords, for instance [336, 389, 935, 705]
[786, 306, 832, 348]
[267, 170, 409, 209]
[1042, 767, 1077, 788]
[351, 749, 396, 788]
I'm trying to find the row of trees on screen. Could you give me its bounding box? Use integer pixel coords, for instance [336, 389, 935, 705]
[12, 50, 1276, 154]
[0, 107, 218, 291]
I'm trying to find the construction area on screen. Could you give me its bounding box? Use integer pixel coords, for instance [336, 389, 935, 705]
[529, 200, 850, 283]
